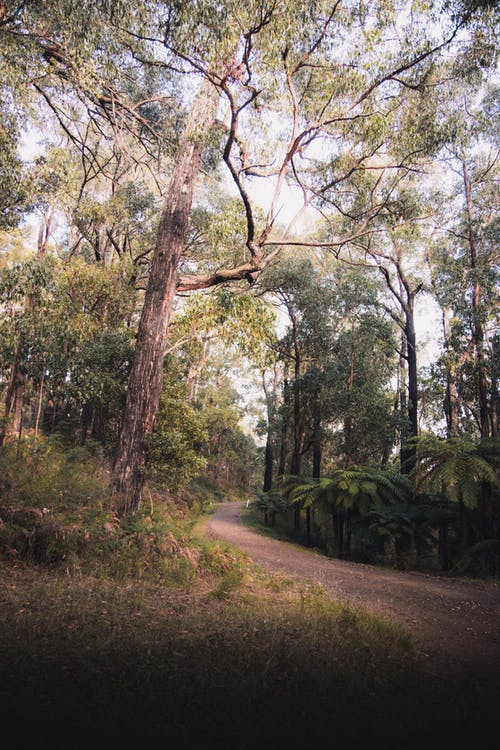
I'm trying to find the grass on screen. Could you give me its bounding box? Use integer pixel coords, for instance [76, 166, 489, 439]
[1, 441, 498, 748]
[2, 557, 498, 749]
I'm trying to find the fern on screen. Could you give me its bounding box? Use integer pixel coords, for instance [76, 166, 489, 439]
[412, 433, 500, 508]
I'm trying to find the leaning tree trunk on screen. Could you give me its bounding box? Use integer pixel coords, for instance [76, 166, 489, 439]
[112, 80, 218, 512]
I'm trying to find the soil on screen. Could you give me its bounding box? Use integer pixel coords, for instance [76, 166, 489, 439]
[208, 501, 500, 689]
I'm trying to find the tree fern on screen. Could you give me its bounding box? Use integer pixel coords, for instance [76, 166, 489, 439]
[411, 434, 499, 508]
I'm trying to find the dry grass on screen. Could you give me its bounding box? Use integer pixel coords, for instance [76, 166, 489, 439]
[0, 441, 495, 748]
[0, 558, 490, 750]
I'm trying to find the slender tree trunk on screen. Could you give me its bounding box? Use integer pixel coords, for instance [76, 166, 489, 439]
[398, 332, 410, 473]
[490, 367, 498, 437]
[308, 403, 321, 546]
[0, 343, 26, 446]
[402, 300, 418, 473]
[462, 158, 489, 438]
[289, 316, 303, 530]
[1, 210, 54, 446]
[34, 371, 44, 439]
[278, 376, 290, 479]
[344, 323, 355, 465]
[262, 367, 279, 492]
[112, 80, 218, 511]
[426, 252, 461, 436]
[263, 440, 274, 492]
[377, 260, 421, 474]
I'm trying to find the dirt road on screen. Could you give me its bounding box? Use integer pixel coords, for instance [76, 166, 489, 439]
[208, 502, 500, 686]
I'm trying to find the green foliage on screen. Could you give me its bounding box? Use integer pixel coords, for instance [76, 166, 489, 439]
[411, 433, 499, 508]
[0, 437, 111, 566]
[0, 111, 32, 228]
[148, 377, 208, 493]
[0, 0, 497, 575]
[172, 287, 276, 366]
[252, 487, 290, 518]
[261, 257, 399, 477]
[0, 435, 237, 584]
[0, 254, 136, 444]
[287, 466, 413, 516]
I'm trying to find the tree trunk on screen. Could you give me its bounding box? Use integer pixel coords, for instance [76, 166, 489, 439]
[309, 406, 321, 546]
[490, 337, 498, 436]
[344, 324, 355, 465]
[462, 158, 489, 438]
[278, 377, 290, 479]
[0, 343, 26, 446]
[34, 371, 45, 439]
[112, 80, 218, 511]
[263, 439, 274, 492]
[262, 367, 278, 492]
[426, 252, 461, 437]
[402, 301, 418, 473]
[290, 317, 303, 530]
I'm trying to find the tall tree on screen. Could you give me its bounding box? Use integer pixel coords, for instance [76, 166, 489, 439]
[425, 76, 499, 438]
[112, 79, 219, 507]
[2, 1, 486, 509]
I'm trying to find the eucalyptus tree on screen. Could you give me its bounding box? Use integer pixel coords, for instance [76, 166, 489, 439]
[425, 83, 499, 439]
[0, 254, 136, 445]
[2, 1, 488, 509]
[258, 254, 340, 532]
[113, 0, 490, 509]
[325, 265, 399, 467]
[342, 208, 429, 473]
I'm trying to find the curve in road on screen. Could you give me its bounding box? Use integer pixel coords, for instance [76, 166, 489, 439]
[208, 501, 500, 687]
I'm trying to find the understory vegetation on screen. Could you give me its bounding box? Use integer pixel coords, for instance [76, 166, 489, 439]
[251, 435, 500, 577]
[1, 1, 500, 744]
[0, 442, 497, 749]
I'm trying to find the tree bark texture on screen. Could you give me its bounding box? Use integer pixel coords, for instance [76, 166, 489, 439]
[112, 80, 218, 511]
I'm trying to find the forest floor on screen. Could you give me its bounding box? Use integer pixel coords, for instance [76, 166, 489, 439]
[208, 502, 500, 690]
[3, 497, 500, 748]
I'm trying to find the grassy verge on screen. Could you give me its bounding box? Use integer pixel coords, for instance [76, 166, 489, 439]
[1, 557, 496, 749]
[1, 442, 497, 748]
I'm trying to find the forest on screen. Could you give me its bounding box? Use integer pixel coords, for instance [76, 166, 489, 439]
[1, 1, 500, 746]
[1, 0, 498, 576]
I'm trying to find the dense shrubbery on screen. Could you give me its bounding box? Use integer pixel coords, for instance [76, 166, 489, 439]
[0, 437, 247, 585]
[251, 438, 500, 577]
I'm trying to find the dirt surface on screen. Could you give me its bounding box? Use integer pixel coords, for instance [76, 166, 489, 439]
[208, 502, 500, 687]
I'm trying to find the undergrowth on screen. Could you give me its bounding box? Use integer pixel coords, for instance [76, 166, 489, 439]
[1, 438, 498, 748]
[0, 437, 244, 585]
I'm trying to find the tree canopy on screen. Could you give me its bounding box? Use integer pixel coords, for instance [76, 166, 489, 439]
[0, 0, 498, 572]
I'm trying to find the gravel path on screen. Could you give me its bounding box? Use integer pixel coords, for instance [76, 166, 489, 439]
[208, 501, 500, 686]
